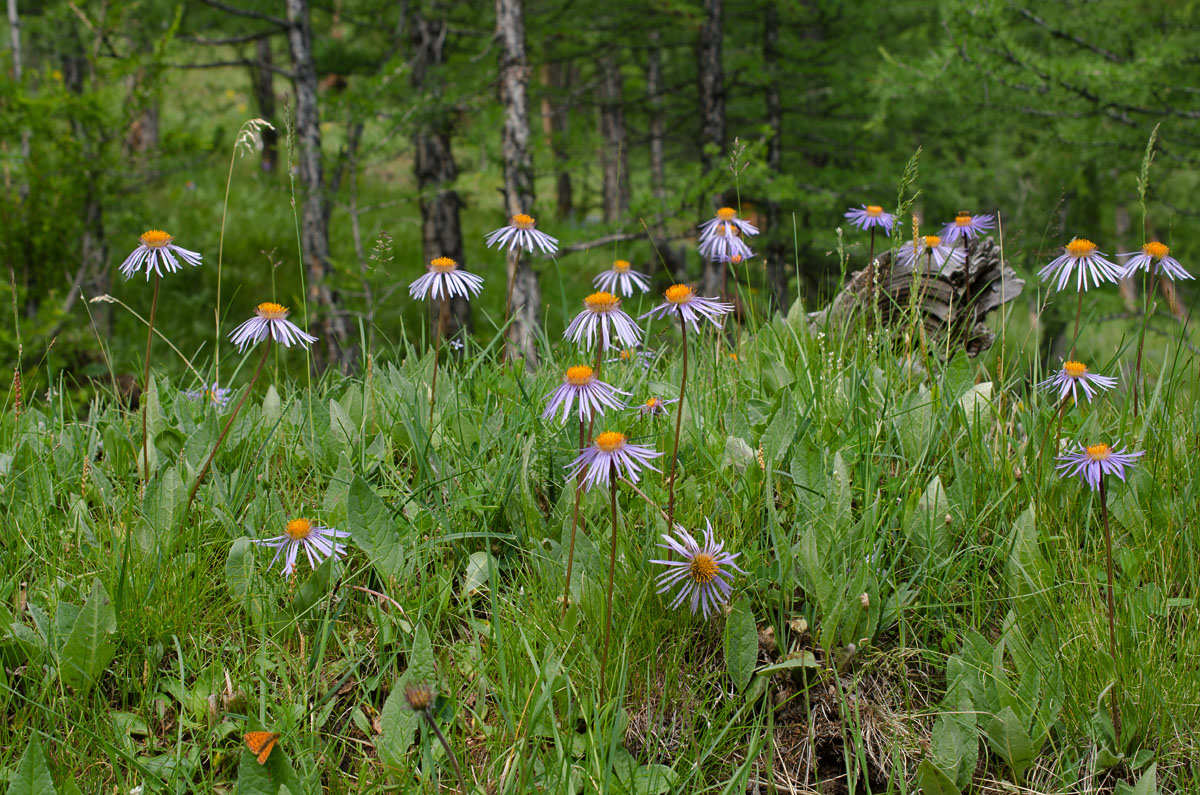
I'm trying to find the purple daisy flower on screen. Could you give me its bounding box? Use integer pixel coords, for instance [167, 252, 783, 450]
[697, 225, 754, 263]
[593, 260, 651, 297]
[634, 396, 676, 418]
[939, 212, 996, 243]
[1037, 360, 1117, 403]
[542, 365, 627, 422]
[484, 213, 559, 255]
[119, 229, 203, 280]
[1121, 241, 1193, 281]
[698, 207, 760, 241]
[563, 292, 643, 351]
[229, 302, 318, 352]
[605, 347, 655, 370]
[408, 257, 484, 301]
[640, 284, 733, 333]
[895, 235, 965, 272]
[253, 518, 351, 576]
[843, 204, 896, 235]
[564, 431, 661, 492]
[1038, 238, 1123, 292]
[184, 382, 232, 408]
[650, 519, 744, 619]
[1056, 443, 1144, 491]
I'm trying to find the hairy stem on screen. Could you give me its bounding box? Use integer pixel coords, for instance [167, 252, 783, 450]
[1131, 261, 1156, 418]
[600, 464, 618, 700]
[1099, 475, 1122, 742]
[140, 273, 161, 484]
[666, 309, 688, 529]
[429, 297, 449, 429]
[421, 708, 468, 794]
[185, 339, 272, 518]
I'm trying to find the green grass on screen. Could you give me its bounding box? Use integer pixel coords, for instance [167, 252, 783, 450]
[3, 254, 1200, 794]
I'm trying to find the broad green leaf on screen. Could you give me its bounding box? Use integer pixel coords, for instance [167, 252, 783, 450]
[235, 747, 278, 795]
[723, 598, 757, 692]
[261, 384, 282, 427]
[1005, 506, 1042, 602]
[378, 623, 436, 767]
[757, 651, 818, 677]
[957, 382, 993, 429]
[291, 556, 336, 620]
[915, 758, 961, 795]
[720, 436, 754, 472]
[630, 764, 677, 795]
[329, 397, 355, 451]
[347, 476, 406, 584]
[761, 399, 796, 465]
[462, 551, 492, 598]
[1129, 762, 1158, 795]
[984, 706, 1035, 783]
[225, 538, 255, 599]
[7, 735, 57, 795]
[58, 579, 117, 694]
[907, 476, 952, 562]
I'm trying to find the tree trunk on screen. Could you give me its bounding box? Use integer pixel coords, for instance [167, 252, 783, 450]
[542, 59, 574, 219]
[496, 0, 540, 369]
[598, 54, 629, 223]
[412, 11, 470, 340]
[251, 37, 279, 172]
[763, 4, 788, 313]
[698, 0, 725, 296]
[285, 0, 353, 371]
[7, 0, 30, 201]
[644, 33, 685, 284]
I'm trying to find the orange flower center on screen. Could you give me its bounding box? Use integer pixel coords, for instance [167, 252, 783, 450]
[430, 256, 457, 272]
[594, 431, 626, 452]
[140, 229, 173, 248]
[256, 302, 288, 319]
[954, 212, 973, 227]
[1066, 238, 1097, 258]
[865, 205, 883, 216]
[285, 518, 313, 540]
[729, 254, 743, 264]
[644, 397, 660, 408]
[688, 553, 718, 584]
[1063, 360, 1088, 378]
[511, 213, 536, 230]
[1143, 241, 1169, 260]
[1085, 444, 1112, 462]
[619, 349, 634, 360]
[584, 291, 620, 313]
[664, 284, 693, 305]
[613, 259, 631, 272]
[923, 235, 942, 247]
[716, 207, 738, 221]
[565, 365, 594, 386]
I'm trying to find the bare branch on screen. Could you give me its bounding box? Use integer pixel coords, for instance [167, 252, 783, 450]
[179, 29, 279, 45]
[197, 0, 287, 27]
[1015, 7, 1125, 64]
[165, 59, 294, 79]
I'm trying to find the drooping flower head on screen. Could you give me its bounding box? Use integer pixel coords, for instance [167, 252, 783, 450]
[640, 284, 734, 332]
[565, 430, 661, 492]
[650, 519, 744, 619]
[896, 235, 966, 271]
[697, 223, 754, 263]
[635, 395, 676, 418]
[229, 302, 318, 352]
[1121, 241, 1193, 281]
[1038, 238, 1123, 292]
[1056, 443, 1144, 491]
[720, 250, 755, 265]
[484, 213, 559, 255]
[184, 382, 231, 408]
[605, 347, 654, 370]
[593, 259, 651, 297]
[1037, 360, 1117, 404]
[119, 229, 203, 280]
[843, 204, 896, 235]
[252, 517, 351, 576]
[698, 207, 760, 241]
[563, 291, 643, 350]
[409, 257, 484, 301]
[939, 211, 996, 243]
[542, 365, 628, 422]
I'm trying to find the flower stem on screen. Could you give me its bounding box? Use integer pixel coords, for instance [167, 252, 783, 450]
[1070, 288, 1083, 360]
[420, 707, 469, 794]
[502, 248, 521, 365]
[1099, 474, 1122, 743]
[184, 339, 272, 518]
[666, 309, 688, 529]
[560, 418, 586, 620]
[429, 297, 449, 429]
[1131, 262, 1156, 419]
[600, 464, 618, 700]
[141, 273, 161, 484]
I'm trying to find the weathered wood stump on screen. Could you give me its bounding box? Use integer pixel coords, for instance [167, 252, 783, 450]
[805, 237, 1024, 356]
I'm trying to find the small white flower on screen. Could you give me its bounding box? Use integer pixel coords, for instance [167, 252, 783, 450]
[119, 229, 203, 280]
[229, 302, 318, 352]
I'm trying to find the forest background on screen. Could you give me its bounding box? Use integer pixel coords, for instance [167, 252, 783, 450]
[3, 0, 1198, 390]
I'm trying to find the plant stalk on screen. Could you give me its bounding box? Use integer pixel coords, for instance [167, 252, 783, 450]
[600, 463, 618, 700]
[1099, 474, 1122, 743]
[1131, 261, 1156, 418]
[420, 708, 468, 794]
[429, 296, 449, 429]
[140, 273, 161, 483]
[666, 308, 688, 529]
[184, 338, 272, 517]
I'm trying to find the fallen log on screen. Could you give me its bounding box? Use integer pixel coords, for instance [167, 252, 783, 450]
[803, 237, 1024, 356]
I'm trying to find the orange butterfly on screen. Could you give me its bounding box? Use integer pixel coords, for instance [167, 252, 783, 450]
[244, 731, 280, 765]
